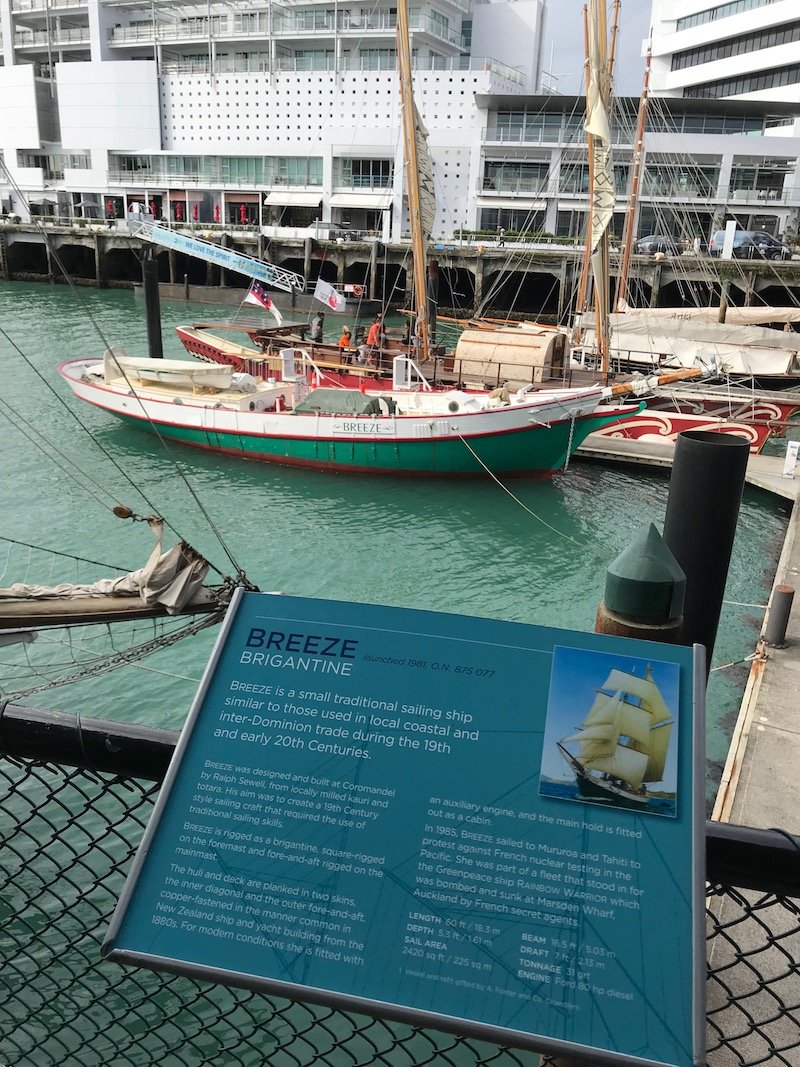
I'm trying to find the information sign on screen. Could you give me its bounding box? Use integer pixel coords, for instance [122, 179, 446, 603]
[103, 592, 705, 1067]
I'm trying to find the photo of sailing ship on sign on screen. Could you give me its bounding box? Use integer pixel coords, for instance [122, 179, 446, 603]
[539, 647, 680, 818]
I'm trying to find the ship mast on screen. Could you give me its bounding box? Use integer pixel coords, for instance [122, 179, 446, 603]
[617, 43, 653, 311]
[574, 0, 619, 378]
[396, 0, 430, 363]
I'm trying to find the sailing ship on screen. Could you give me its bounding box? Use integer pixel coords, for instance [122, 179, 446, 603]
[58, 348, 640, 478]
[556, 664, 675, 812]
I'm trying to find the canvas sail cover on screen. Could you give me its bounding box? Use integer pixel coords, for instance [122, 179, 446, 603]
[413, 98, 436, 261]
[584, 0, 614, 348]
[576, 313, 798, 374]
[618, 302, 800, 327]
[602, 314, 800, 352]
[0, 518, 210, 614]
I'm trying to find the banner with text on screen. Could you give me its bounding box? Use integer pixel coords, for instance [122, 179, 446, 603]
[103, 592, 704, 1067]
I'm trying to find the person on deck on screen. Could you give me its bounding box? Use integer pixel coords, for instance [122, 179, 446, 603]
[310, 312, 324, 343]
[366, 314, 382, 349]
[365, 314, 383, 367]
[337, 326, 352, 362]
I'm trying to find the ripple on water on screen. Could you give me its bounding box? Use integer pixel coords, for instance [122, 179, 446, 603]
[0, 281, 789, 807]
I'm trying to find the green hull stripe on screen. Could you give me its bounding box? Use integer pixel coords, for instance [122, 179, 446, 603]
[112, 408, 631, 475]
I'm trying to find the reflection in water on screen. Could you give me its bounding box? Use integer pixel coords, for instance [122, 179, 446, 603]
[0, 281, 789, 807]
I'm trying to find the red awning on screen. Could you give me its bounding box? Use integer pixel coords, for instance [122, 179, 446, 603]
[227, 192, 260, 204]
[167, 191, 188, 202]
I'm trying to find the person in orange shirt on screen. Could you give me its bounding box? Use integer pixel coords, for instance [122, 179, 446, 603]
[338, 326, 352, 348]
[366, 315, 381, 348]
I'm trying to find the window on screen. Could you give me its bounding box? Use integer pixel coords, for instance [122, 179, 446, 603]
[265, 157, 323, 186]
[341, 159, 393, 187]
[676, 0, 779, 32]
[483, 162, 549, 193]
[222, 157, 264, 183]
[684, 63, 800, 98]
[360, 48, 395, 70]
[294, 49, 335, 71]
[672, 19, 800, 71]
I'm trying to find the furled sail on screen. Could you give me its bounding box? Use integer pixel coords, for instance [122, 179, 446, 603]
[584, 0, 614, 259]
[413, 99, 436, 258]
[0, 517, 211, 615]
[582, 0, 615, 368]
[617, 302, 800, 326]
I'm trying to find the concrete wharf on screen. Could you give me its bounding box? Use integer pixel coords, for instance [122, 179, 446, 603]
[3, 220, 800, 317]
[577, 433, 800, 833]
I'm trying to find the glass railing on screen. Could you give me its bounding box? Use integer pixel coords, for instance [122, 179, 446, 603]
[484, 125, 585, 145]
[12, 0, 86, 10]
[641, 180, 718, 198]
[336, 177, 393, 189]
[15, 26, 89, 45]
[728, 186, 788, 202]
[157, 53, 522, 82]
[482, 177, 551, 194]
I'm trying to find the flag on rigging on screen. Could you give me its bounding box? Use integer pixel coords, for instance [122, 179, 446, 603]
[313, 277, 347, 313]
[244, 280, 283, 325]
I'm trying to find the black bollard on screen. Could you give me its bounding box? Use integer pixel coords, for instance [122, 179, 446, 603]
[764, 585, 795, 648]
[142, 254, 163, 360]
[662, 430, 749, 677]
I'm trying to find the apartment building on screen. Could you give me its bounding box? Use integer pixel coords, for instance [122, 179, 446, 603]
[648, 0, 800, 103]
[0, 0, 797, 244]
[0, 0, 543, 236]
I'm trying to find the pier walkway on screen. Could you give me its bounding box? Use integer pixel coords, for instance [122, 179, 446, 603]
[578, 433, 800, 832]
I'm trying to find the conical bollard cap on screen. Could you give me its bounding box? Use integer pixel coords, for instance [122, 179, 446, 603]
[605, 523, 685, 624]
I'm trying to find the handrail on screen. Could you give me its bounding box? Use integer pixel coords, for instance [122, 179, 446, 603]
[2, 699, 798, 895]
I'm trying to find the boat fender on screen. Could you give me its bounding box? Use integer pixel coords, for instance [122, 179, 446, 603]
[448, 400, 459, 412]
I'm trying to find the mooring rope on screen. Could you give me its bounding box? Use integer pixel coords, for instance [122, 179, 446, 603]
[454, 427, 601, 552]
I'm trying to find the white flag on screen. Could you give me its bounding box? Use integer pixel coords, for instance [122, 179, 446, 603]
[313, 277, 346, 313]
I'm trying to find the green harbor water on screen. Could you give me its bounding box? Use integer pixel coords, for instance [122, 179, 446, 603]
[0, 279, 791, 809]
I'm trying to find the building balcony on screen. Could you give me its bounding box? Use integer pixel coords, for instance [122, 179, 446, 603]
[484, 125, 584, 146]
[481, 178, 553, 195]
[157, 53, 517, 79]
[728, 187, 789, 203]
[11, 0, 86, 11]
[107, 12, 465, 50]
[14, 26, 89, 46]
[641, 183, 717, 200]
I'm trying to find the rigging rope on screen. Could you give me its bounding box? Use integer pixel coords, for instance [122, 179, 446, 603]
[6, 611, 223, 700]
[0, 163, 255, 586]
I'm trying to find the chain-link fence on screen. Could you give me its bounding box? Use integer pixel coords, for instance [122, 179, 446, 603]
[1, 702, 799, 1067]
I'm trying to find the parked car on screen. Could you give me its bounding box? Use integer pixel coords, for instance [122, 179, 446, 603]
[709, 229, 792, 260]
[634, 234, 683, 255]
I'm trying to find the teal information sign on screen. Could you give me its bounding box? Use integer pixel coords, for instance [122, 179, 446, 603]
[103, 591, 705, 1067]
